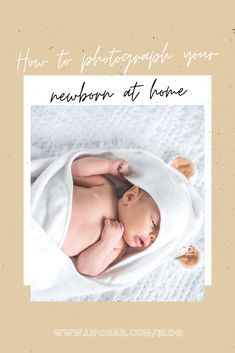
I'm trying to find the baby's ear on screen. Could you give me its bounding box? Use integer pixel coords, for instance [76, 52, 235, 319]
[176, 245, 201, 269]
[170, 157, 195, 179]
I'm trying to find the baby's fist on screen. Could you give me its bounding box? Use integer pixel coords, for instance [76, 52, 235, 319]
[101, 219, 124, 247]
[108, 159, 130, 179]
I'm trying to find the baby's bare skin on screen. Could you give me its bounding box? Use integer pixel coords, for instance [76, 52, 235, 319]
[61, 179, 125, 257]
[61, 158, 129, 276]
[61, 156, 197, 276]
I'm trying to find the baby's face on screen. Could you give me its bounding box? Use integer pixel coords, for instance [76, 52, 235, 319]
[118, 186, 160, 250]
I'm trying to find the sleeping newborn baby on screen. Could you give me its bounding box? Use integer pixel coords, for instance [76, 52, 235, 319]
[61, 156, 200, 276]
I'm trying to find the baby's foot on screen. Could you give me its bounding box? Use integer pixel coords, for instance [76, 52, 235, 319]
[170, 157, 195, 178]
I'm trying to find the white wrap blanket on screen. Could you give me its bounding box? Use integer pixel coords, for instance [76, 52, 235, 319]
[28, 148, 203, 301]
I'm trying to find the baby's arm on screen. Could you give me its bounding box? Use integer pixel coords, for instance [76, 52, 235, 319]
[72, 157, 129, 186]
[76, 219, 126, 276]
[72, 157, 110, 177]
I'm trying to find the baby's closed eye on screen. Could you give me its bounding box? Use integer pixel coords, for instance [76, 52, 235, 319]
[151, 219, 159, 229]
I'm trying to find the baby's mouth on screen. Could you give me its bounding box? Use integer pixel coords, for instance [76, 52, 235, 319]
[135, 235, 144, 248]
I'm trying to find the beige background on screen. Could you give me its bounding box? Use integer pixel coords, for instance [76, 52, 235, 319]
[1, 1, 235, 352]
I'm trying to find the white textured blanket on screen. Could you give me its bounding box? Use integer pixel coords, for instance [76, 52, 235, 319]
[29, 105, 205, 301]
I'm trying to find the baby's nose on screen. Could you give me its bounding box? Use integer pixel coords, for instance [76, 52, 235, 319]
[149, 232, 156, 241]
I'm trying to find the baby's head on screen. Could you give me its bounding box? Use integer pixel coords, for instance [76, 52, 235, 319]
[115, 154, 202, 268]
[117, 181, 200, 268]
[117, 185, 160, 251]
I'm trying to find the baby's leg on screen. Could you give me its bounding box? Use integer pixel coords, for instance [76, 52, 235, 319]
[170, 157, 195, 178]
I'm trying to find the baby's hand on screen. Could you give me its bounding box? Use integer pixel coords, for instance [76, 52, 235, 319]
[101, 219, 124, 248]
[108, 159, 130, 179]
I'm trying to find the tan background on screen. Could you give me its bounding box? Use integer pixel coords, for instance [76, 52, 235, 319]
[1, 1, 234, 352]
